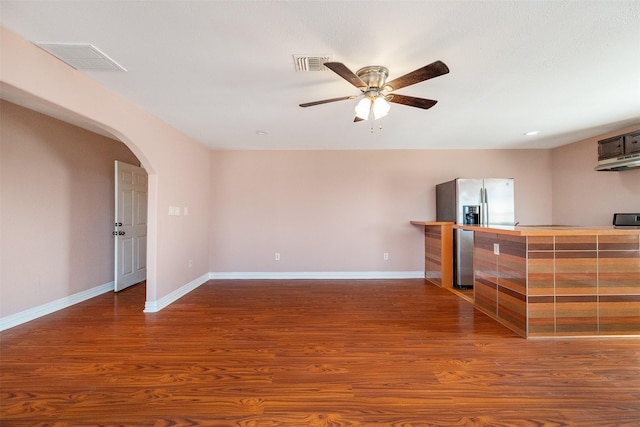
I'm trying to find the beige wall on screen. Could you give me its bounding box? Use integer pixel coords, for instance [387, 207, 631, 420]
[209, 149, 553, 274]
[552, 125, 640, 226]
[0, 100, 139, 316]
[209, 126, 640, 275]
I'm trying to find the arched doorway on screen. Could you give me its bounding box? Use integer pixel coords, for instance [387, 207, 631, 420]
[0, 84, 157, 315]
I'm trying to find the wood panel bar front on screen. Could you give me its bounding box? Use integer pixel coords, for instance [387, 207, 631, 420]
[463, 225, 640, 338]
[473, 232, 528, 337]
[412, 222, 640, 337]
[410, 221, 453, 288]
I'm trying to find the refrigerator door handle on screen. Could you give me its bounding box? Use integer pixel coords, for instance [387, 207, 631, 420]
[482, 188, 489, 225]
[479, 187, 485, 225]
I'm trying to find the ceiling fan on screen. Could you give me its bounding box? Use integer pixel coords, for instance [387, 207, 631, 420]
[299, 60, 449, 122]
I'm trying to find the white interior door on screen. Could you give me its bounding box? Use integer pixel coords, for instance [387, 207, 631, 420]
[114, 161, 148, 292]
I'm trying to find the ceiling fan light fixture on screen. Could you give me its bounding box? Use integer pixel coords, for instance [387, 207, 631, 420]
[355, 97, 371, 120]
[300, 60, 449, 124]
[373, 96, 390, 120]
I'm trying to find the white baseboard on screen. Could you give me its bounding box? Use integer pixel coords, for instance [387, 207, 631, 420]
[143, 273, 210, 313]
[1, 272, 424, 329]
[208, 271, 424, 280]
[0, 282, 113, 331]
[144, 271, 422, 313]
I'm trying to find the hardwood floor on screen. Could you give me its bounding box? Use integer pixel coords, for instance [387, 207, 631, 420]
[1, 279, 639, 426]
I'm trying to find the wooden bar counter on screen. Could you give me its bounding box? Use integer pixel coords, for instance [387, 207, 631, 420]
[410, 221, 453, 289]
[413, 222, 640, 338]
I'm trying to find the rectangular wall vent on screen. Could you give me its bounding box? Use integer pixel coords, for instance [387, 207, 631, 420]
[293, 55, 332, 72]
[35, 43, 127, 72]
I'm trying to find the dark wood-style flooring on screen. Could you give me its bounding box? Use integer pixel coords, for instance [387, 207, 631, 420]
[1, 279, 639, 426]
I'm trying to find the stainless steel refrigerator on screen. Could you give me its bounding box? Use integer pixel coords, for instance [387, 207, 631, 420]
[436, 178, 515, 288]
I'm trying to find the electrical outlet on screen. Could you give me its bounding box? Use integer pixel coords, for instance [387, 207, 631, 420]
[494, 243, 500, 255]
[188, 260, 193, 268]
[383, 252, 389, 261]
[275, 252, 281, 261]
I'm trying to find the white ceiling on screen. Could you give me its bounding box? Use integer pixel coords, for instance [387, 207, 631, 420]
[1, 0, 639, 150]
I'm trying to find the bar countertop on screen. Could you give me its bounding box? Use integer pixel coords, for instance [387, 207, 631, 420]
[410, 221, 454, 226]
[411, 220, 640, 236]
[452, 224, 640, 236]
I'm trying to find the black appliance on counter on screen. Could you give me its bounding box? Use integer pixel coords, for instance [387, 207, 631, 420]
[613, 213, 640, 228]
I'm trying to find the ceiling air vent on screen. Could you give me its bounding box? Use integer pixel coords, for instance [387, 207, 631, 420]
[293, 55, 332, 72]
[34, 43, 127, 72]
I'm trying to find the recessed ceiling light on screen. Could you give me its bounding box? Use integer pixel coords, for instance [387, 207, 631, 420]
[524, 131, 539, 136]
[255, 130, 269, 135]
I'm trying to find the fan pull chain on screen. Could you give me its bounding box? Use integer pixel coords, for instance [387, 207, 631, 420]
[369, 120, 384, 133]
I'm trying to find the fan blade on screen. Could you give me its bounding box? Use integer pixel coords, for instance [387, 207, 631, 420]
[324, 62, 368, 90]
[388, 94, 438, 109]
[299, 96, 354, 107]
[354, 116, 365, 122]
[383, 60, 449, 92]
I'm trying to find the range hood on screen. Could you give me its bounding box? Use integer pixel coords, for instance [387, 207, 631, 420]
[594, 153, 640, 171]
[595, 130, 640, 171]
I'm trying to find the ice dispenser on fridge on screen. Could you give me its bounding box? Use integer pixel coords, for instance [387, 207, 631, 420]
[463, 205, 480, 225]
